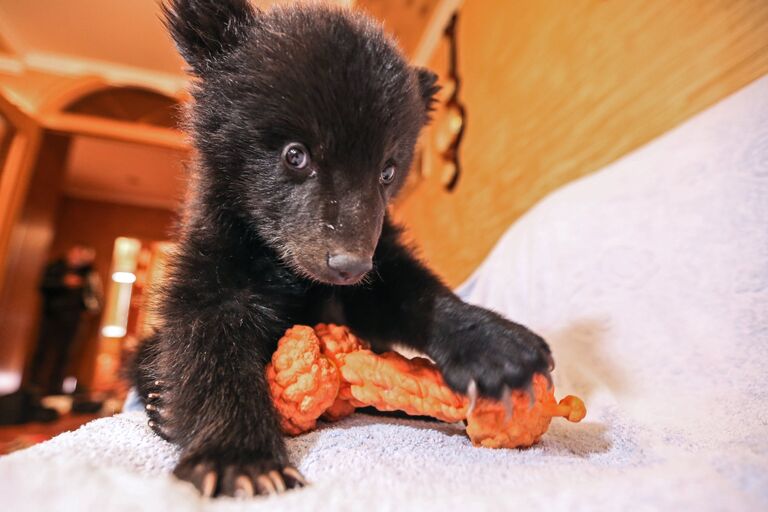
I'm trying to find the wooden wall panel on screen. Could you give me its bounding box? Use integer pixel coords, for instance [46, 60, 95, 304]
[356, 0, 442, 57]
[47, 197, 175, 387]
[390, 0, 768, 287]
[0, 132, 70, 391]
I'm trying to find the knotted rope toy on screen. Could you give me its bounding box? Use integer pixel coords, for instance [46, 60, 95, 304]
[266, 324, 586, 448]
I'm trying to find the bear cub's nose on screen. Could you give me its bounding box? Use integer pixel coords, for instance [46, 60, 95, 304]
[327, 252, 372, 282]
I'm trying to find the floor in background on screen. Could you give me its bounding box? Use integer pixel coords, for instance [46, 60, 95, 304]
[0, 414, 99, 455]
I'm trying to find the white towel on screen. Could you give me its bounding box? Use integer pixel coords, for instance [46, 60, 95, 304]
[2, 75, 767, 511]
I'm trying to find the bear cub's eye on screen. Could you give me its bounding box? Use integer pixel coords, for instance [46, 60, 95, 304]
[282, 142, 310, 170]
[380, 163, 396, 185]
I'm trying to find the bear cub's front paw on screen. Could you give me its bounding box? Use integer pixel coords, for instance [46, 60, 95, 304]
[436, 317, 554, 399]
[174, 453, 306, 498]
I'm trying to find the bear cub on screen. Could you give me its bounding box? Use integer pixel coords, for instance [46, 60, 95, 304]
[132, 0, 553, 497]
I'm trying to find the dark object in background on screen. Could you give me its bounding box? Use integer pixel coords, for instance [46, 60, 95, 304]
[0, 389, 59, 426]
[71, 396, 103, 414]
[26, 245, 102, 396]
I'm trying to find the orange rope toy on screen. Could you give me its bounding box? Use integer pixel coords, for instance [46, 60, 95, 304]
[266, 324, 586, 448]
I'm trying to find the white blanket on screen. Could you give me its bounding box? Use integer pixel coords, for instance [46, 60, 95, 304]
[2, 75, 767, 511]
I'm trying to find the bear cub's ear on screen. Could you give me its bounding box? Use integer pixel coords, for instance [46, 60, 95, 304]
[162, 0, 257, 74]
[414, 67, 441, 115]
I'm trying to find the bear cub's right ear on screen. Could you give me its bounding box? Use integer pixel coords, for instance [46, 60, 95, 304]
[414, 67, 441, 117]
[162, 0, 258, 74]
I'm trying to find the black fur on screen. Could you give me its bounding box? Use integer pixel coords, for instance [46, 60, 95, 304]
[133, 0, 552, 497]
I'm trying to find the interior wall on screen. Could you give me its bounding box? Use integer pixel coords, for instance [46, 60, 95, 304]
[393, 0, 768, 287]
[356, 0, 442, 57]
[47, 197, 175, 388]
[0, 132, 70, 393]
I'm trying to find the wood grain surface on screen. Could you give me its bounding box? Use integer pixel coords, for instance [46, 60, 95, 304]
[388, 0, 768, 286]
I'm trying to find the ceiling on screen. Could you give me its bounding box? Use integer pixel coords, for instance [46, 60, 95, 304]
[0, 0, 354, 93]
[0, 0, 185, 75]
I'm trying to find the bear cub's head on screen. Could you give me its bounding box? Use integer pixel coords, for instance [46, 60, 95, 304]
[164, 0, 439, 285]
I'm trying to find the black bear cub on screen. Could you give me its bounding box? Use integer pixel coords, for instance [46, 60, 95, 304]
[133, 0, 553, 498]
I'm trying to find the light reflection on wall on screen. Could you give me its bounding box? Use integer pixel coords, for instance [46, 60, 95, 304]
[100, 237, 140, 338]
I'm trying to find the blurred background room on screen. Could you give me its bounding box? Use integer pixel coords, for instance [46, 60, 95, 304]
[0, 0, 765, 455]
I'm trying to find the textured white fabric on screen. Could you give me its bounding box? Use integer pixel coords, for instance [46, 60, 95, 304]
[2, 75, 767, 511]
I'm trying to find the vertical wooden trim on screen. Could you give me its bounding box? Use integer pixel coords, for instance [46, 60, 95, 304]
[0, 91, 40, 293]
[412, 0, 464, 66]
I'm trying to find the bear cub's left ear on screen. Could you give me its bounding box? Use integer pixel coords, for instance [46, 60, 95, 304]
[414, 67, 441, 115]
[162, 0, 258, 74]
